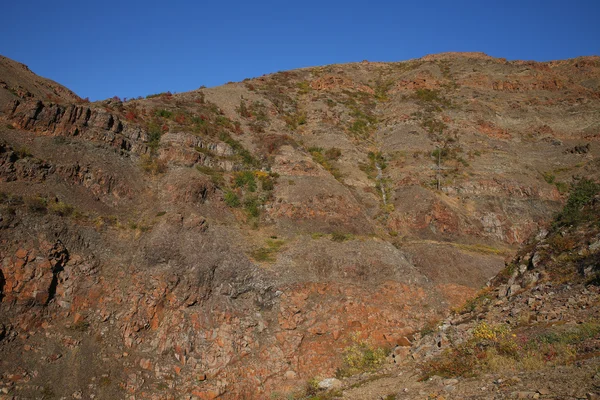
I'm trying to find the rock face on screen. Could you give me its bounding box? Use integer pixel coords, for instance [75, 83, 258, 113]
[319, 185, 600, 400]
[0, 52, 599, 398]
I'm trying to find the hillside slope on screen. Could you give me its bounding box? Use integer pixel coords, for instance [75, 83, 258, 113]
[0, 52, 599, 398]
[330, 179, 600, 399]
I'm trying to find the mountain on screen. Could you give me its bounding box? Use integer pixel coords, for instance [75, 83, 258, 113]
[0, 52, 598, 399]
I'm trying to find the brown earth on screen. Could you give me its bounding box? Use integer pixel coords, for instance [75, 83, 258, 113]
[0, 52, 599, 399]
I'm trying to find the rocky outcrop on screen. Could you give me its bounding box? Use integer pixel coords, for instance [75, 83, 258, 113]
[5, 99, 149, 153]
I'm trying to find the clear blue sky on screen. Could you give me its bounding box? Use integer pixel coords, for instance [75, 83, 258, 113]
[1, 0, 598, 101]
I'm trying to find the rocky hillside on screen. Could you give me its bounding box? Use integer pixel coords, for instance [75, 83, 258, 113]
[322, 178, 600, 399]
[0, 52, 598, 399]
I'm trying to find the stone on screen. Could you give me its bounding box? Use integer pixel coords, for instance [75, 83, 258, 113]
[516, 392, 538, 399]
[318, 378, 342, 390]
[531, 253, 542, 269]
[498, 285, 509, 299]
[519, 264, 528, 274]
[139, 358, 152, 370]
[507, 284, 521, 297]
[284, 370, 297, 380]
[15, 248, 28, 260]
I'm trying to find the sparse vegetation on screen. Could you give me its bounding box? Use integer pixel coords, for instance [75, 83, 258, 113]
[373, 79, 394, 101]
[283, 110, 307, 130]
[219, 132, 259, 167]
[414, 88, 452, 108]
[234, 171, 257, 192]
[140, 154, 167, 175]
[336, 334, 388, 377]
[224, 190, 240, 207]
[308, 146, 342, 180]
[25, 196, 47, 213]
[421, 320, 600, 380]
[331, 231, 353, 242]
[196, 165, 224, 187]
[553, 178, 600, 228]
[250, 239, 285, 262]
[48, 200, 74, 217]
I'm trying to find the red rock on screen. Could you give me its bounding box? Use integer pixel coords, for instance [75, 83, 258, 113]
[15, 248, 28, 260]
[192, 390, 220, 400]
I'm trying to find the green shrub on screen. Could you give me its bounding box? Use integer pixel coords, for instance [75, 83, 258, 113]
[250, 239, 285, 262]
[555, 181, 569, 194]
[554, 178, 600, 227]
[308, 147, 342, 180]
[374, 79, 394, 101]
[283, 111, 307, 130]
[224, 191, 240, 207]
[234, 171, 257, 192]
[543, 171, 556, 184]
[244, 196, 260, 218]
[155, 109, 173, 118]
[147, 123, 162, 152]
[348, 107, 377, 138]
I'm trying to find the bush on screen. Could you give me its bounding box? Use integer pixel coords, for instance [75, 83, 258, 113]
[224, 191, 240, 207]
[244, 196, 260, 218]
[140, 154, 167, 175]
[331, 232, 352, 242]
[48, 201, 74, 217]
[259, 175, 275, 191]
[234, 171, 257, 192]
[25, 196, 47, 213]
[337, 335, 387, 377]
[147, 123, 162, 152]
[155, 109, 173, 118]
[308, 147, 342, 180]
[250, 239, 285, 262]
[554, 178, 600, 227]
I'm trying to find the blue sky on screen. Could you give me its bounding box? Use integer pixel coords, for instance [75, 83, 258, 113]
[1, 0, 598, 101]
